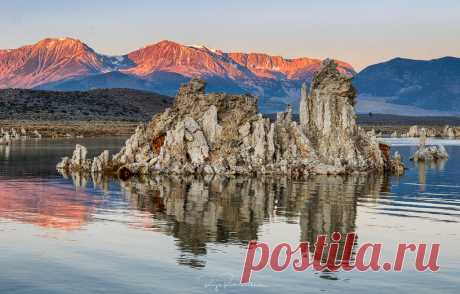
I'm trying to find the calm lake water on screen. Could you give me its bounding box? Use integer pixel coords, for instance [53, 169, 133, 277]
[0, 138, 459, 293]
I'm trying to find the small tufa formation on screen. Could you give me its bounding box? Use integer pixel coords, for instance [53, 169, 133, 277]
[405, 125, 439, 137]
[410, 129, 448, 161]
[390, 151, 405, 175]
[57, 144, 93, 172]
[0, 129, 11, 145]
[91, 150, 111, 173]
[0, 127, 42, 142]
[33, 130, 42, 139]
[57, 145, 112, 174]
[411, 145, 449, 161]
[58, 60, 403, 177]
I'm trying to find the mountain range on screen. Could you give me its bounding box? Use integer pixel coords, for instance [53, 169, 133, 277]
[1, 38, 459, 115]
[354, 57, 460, 115]
[0, 38, 354, 113]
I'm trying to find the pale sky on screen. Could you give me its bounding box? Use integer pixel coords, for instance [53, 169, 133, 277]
[1, 0, 459, 70]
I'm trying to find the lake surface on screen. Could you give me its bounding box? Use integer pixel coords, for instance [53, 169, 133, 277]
[0, 138, 459, 293]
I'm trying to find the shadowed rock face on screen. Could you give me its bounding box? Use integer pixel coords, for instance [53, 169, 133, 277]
[300, 59, 388, 172]
[58, 59, 403, 176]
[300, 59, 357, 142]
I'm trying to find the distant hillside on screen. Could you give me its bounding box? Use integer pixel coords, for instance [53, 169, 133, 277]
[265, 112, 460, 126]
[353, 57, 460, 114]
[0, 88, 172, 121]
[356, 113, 460, 126]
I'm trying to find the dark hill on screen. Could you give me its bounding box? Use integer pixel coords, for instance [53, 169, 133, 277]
[0, 88, 172, 121]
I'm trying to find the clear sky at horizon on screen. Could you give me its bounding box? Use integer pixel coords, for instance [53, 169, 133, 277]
[1, 0, 459, 70]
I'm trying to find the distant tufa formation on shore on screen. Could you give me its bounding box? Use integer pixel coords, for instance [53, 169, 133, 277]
[57, 59, 405, 177]
[0, 126, 87, 145]
[397, 125, 460, 138]
[0, 127, 42, 145]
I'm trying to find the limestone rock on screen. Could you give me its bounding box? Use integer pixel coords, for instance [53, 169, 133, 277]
[390, 151, 405, 175]
[184, 117, 209, 165]
[112, 124, 152, 166]
[200, 105, 222, 146]
[0, 132, 11, 145]
[56, 157, 71, 170]
[299, 82, 309, 133]
[92, 150, 111, 173]
[33, 130, 42, 139]
[411, 145, 448, 161]
[57, 144, 92, 172]
[118, 162, 149, 180]
[405, 125, 439, 137]
[299, 59, 386, 172]
[11, 128, 19, 140]
[443, 125, 460, 138]
[407, 125, 419, 137]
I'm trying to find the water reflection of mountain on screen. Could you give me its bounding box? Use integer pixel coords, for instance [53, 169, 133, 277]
[120, 175, 390, 268]
[0, 179, 95, 230]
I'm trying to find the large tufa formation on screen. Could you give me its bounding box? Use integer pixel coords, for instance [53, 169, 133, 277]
[58, 59, 402, 177]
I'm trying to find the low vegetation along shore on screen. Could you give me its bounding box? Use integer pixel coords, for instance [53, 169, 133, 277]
[0, 120, 140, 138]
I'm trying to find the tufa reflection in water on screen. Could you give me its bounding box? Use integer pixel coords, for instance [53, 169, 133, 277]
[0, 145, 10, 160]
[117, 174, 389, 269]
[413, 159, 447, 192]
[7, 166, 391, 269]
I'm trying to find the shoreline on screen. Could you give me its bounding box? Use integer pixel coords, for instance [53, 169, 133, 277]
[2, 119, 459, 139]
[0, 120, 140, 138]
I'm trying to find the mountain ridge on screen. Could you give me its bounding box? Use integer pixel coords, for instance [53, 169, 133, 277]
[0, 38, 354, 112]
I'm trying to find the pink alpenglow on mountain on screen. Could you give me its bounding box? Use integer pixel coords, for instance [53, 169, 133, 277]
[0, 38, 129, 88]
[0, 38, 355, 112]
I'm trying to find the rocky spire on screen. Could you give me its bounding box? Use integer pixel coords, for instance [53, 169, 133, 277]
[299, 59, 359, 166]
[299, 81, 309, 133]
